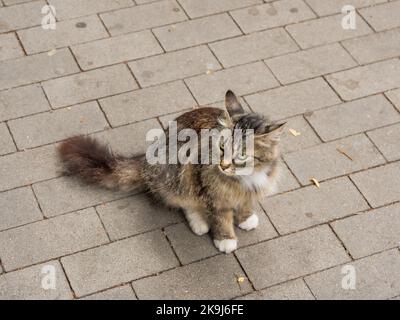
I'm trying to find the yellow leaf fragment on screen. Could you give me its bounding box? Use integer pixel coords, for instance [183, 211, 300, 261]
[289, 128, 301, 136]
[310, 178, 320, 188]
[47, 49, 57, 56]
[337, 148, 353, 161]
[237, 276, 246, 283]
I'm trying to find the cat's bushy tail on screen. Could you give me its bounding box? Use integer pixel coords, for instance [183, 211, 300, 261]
[58, 136, 143, 192]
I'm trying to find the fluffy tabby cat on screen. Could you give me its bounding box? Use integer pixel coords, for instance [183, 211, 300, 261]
[59, 91, 285, 253]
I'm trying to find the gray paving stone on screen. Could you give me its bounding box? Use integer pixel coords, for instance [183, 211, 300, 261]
[186, 62, 278, 105]
[275, 162, 300, 194]
[306, 95, 400, 142]
[209, 28, 298, 68]
[48, 0, 134, 20]
[3, 0, 38, 4]
[33, 176, 128, 218]
[0, 33, 23, 61]
[0, 261, 73, 300]
[342, 28, 400, 64]
[367, 123, 400, 162]
[100, 0, 187, 36]
[286, 13, 372, 49]
[326, 59, 400, 101]
[0, 208, 109, 271]
[385, 88, 400, 112]
[9, 101, 109, 149]
[0, 0, 45, 33]
[0, 48, 79, 91]
[0, 144, 60, 192]
[351, 162, 400, 208]
[284, 134, 385, 185]
[0, 84, 50, 122]
[153, 13, 241, 51]
[230, 0, 316, 34]
[261, 177, 369, 234]
[178, 0, 262, 18]
[305, 0, 386, 16]
[71, 30, 163, 70]
[280, 116, 321, 154]
[236, 225, 350, 289]
[238, 279, 314, 300]
[61, 230, 179, 297]
[92, 119, 161, 156]
[0, 186, 42, 231]
[129, 45, 221, 87]
[245, 77, 341, 121]
[359, 1, 400, 32]
[332, 204, 400, 259]
[42, 64, 137, 108]
[100, 81, 195, 126]
[0, 122, 15, 155]
[266, 43, 356, 84]
[18, 15, 109, 55]
[133, 254, 252, 299]
[305, 250, 400, 299]
[81, 285, 136, 300]
[97, 193, 183, 241]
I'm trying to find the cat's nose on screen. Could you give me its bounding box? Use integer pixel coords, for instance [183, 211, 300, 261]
[220, 161, 230, 170]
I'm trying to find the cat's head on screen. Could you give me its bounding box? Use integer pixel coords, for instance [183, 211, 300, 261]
[216, 90, 285, 176]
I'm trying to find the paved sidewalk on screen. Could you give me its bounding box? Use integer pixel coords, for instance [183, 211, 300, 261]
[0, 0, 400, 300]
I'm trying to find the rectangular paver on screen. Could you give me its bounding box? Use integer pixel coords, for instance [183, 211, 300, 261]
[71, 30, 163, 70]
[100, 81, 196, 126]
[305, 94, 400, 141]
[133, 254, 252, 299]
[245, 77, 340, 121]
[238, 279, 314, 300]
[178, 0, 262, 18]
[0, 1, 46, 33]
[351, 162, 400, 208]
[359, 1, 400, 32]
[236, 225, 350, 289]
[8, 101, 108, 149]
[0, 208, 109, 271]
[261, 177, 369, 234]
[266, 43, 356, 84]
[0, 186, 42, 231]
[0, 33, 24, 61]
[209, 28, 298, 68]
[0, 261, 73, 300]
[61, 230, 179, 297]
[332, 204, 400, 259]
[0, 144, 60, 192]
[385, 88, 400, 112]
[153, 13, 241, 51]
[284, 134, 385, 185]
[186, 61, 278, 105]
[42, 64, 137, 108]
[47, 0, 134, 20]
[342, 28, 400, 64]
[367, 123, 400, 162]
[0, 84, 50, 122]
[230, 0, 316, 34]
[326, 59, 400, 101]
[305, 250, 400, 299]
[129, 45, 221, 87]
[18, 15, 109, 55]
[97, 194, 183, 241]
[81, 285, 136, 300]
[100, 0, 187, 36]
[0, 48, 79, 90]
[0, 122, 15, 155]
[286, 13, 372, 49]
[305, 0, 386, 16]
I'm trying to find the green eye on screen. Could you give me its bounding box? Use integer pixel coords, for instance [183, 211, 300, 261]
[237, 154, 248, 161]
[219, 139, 225, 150]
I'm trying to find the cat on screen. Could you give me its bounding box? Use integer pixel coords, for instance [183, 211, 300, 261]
[58, 90, 285, 253]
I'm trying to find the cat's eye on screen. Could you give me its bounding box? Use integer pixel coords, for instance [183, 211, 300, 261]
[235, 154, 249, 165]
[219, 139, 225, 150]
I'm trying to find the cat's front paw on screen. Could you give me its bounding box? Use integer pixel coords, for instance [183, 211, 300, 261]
[238, 213, 259, 231]
[213, 239, 237, 254]
[189, 219, 210, 236]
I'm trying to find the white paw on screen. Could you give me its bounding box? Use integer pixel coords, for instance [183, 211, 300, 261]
[213, 239, 237, 254]
[239, 214, 259, 231]
[189, 219, 210, 236]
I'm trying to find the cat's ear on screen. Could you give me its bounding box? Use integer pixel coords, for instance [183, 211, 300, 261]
[256, 122, 286, 143]
[225, 90, 244, 117]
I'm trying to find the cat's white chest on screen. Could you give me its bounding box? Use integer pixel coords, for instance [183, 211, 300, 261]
[239, 171, 271, 192]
